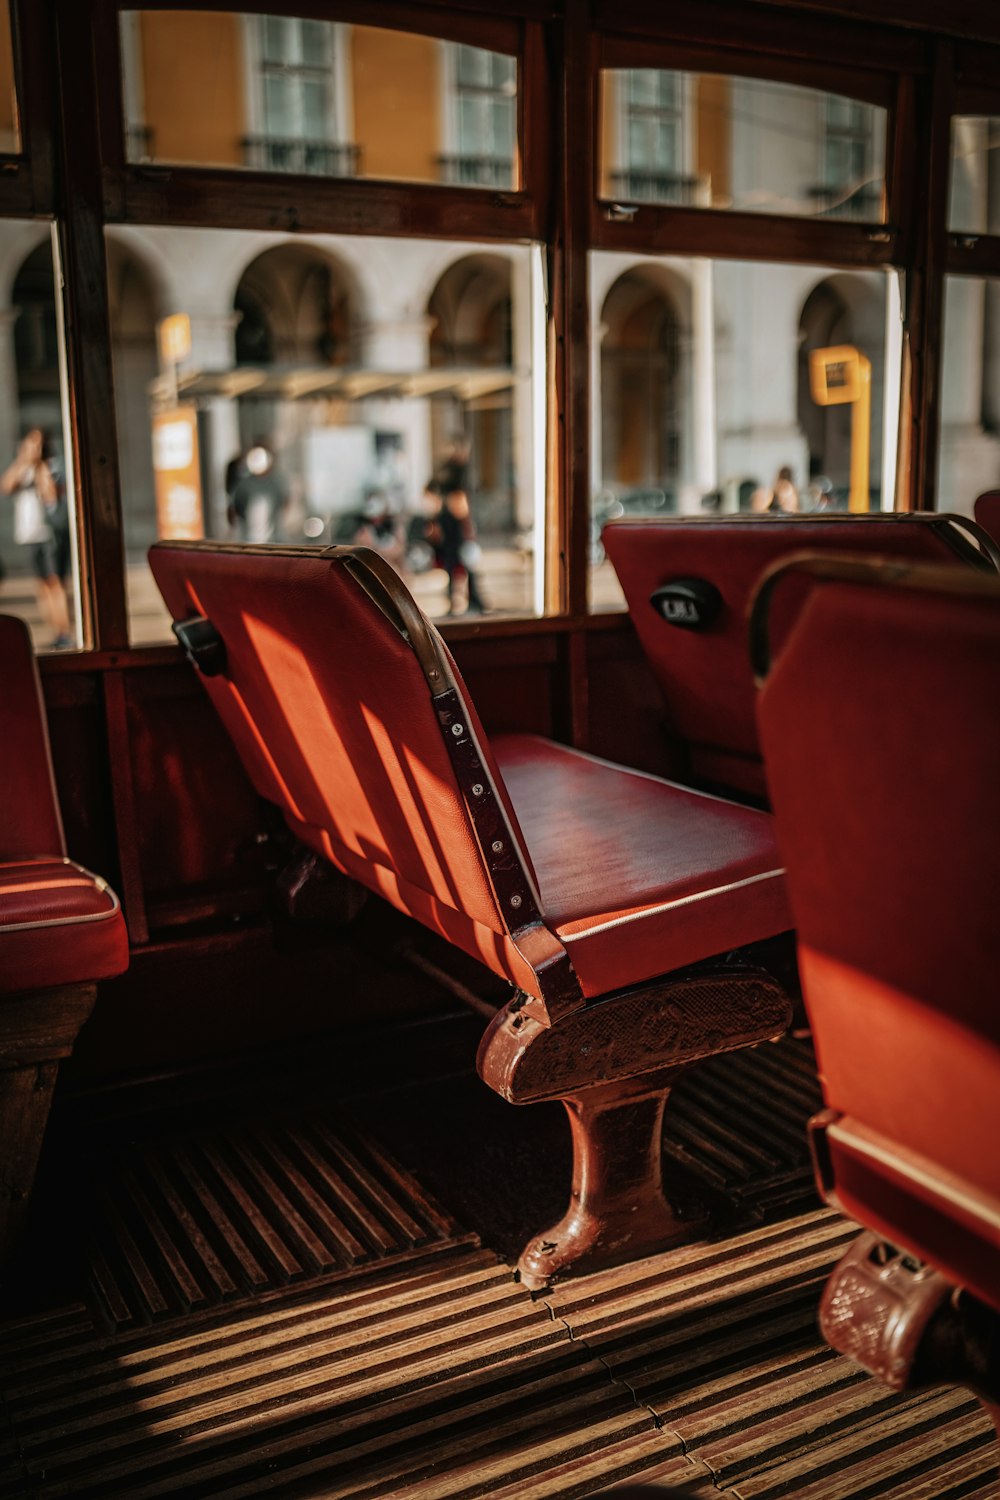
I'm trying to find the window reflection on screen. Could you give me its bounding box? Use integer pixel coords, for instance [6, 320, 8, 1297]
[948, 117, 1000, 235]
[600, 70, 886, 221]
[0, 226, 80, 650]
[120, 12, 518, 190]
[107, 227, 546, 642]
[589, 253, 899, 609]
[937, 275, 1000, 513]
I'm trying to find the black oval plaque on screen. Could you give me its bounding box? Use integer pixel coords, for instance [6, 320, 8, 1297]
[650, 578, 723, 631]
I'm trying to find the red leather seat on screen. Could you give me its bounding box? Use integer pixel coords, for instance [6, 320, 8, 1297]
[151, 541, 793, 1285]
[493, 734, 785, 998]
[974, 489, 1000, 546]
[603, 513, 998, 797]
[753, 554, 1000, 1405]
[0, 614, 129, 1260]
[0, 858, 126, 995]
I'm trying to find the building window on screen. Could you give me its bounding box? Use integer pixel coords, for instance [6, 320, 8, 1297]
[439, 45, 517, 188]
[244, 17, 357, 177]
[614, 70, 691, 205]
[816, 97, 881, 219]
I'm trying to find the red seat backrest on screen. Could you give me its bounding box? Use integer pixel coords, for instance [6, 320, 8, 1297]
[149, 542, 558, 1006]
[755, 556, 1000, 1311]
[603, 514, 998, 796]
[974, 489, 1000, 546]
[0, 614, 65, 862]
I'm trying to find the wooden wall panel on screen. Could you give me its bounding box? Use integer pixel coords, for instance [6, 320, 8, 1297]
[123, 665, 270, 924]
[44, 673, 120, 888]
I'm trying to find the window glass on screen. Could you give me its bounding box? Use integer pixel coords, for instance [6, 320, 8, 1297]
[0, 223, 82, 650]
[119, 12, 519, 190]
[0, 5, 18, 155]
[948, 117, 1000, 235]
[936, 275, 1000, 513]
[107, 226, 547, 643]
[599, 70, 886, 220]
[589, 252, 901, 608]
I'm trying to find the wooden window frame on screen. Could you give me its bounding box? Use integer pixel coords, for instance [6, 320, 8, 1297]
[52, 0, 556, 651]
[41, 0, 991, 654]
[0, 1, 56, 216]
[100, 0, 549, 242]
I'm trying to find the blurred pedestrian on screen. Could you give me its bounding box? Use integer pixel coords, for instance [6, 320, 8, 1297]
[354, 490, 405, 566]
[418, 478, 488, 615]
[229, 440, 287, 543]
[2, 427, 72, 647]
[751, 465, 800, 513]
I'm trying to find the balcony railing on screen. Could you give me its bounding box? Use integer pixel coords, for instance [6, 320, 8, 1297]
[437, 154, 514, 189]
[241, 137, 361, 177]
[805, 183, 883, 221]
[606, 169, 701, 205]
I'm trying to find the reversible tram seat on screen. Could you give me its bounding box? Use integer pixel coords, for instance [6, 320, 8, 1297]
[602, 513, 999, 799]
[974, 488, 1000, 546]
[0, 616, 129, 1265]
[151, 540, 794, 1287]
[753, 555, 1000, 1423]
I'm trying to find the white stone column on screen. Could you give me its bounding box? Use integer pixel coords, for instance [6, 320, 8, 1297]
[591, 320, 606, 501]
[360, 312, 436, 507]
[510, 251, 536, 535]
[690, 256, 717, 503]
[186, 309, 242, 538]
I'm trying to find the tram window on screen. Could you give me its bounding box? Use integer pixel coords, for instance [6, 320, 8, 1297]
[107, 226, 547, 644]
[598, 71, 887, 222]
[589, 253, 900, 610]
[948, 117, 1000, 235]
[119, 12, 519, 191]
[936, 275, 1000, 514]
[0, 222, 81, 651]
[0, 5, 17, 155]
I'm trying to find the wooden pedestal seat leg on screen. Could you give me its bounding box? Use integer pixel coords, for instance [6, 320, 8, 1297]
[478, 965, 791, 1289]
[0, 983, 98, 1264]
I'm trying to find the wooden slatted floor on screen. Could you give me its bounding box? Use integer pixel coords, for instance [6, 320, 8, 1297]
[1, 1213, 994, 1498]
[0, 1032, 995, 1498]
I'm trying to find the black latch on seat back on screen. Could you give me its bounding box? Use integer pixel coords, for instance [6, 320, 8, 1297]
[173, 616, 227, 676]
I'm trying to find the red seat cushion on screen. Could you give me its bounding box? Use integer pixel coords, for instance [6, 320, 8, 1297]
[493, 735, 792, 998]
[0, 859, 129, 995]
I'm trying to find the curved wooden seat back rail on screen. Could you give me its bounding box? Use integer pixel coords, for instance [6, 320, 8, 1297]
[603, 513, 999, 799]
[0, 616, 129, 1266]
[753, 554, 1000, 1416]
[151, 541, 793, 1286]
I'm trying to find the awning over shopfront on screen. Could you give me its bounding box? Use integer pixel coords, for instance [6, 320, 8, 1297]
[150, 366, 524, 407]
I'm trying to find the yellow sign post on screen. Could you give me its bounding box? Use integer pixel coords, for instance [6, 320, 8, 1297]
[808, 344, 872, 513]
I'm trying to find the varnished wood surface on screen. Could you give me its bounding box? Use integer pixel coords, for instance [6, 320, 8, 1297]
[1, 1029, 995, 1496]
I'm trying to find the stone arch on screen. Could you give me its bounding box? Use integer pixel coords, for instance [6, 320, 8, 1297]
[106, 238, 165, 558]
[599, 265, 686, 495]
[426, 254, 513, 523]
[233, 242, 361, 368]
[10, 240, 61, 438]
[231, 243, 364, 495]
[798, 272, 885, 499]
